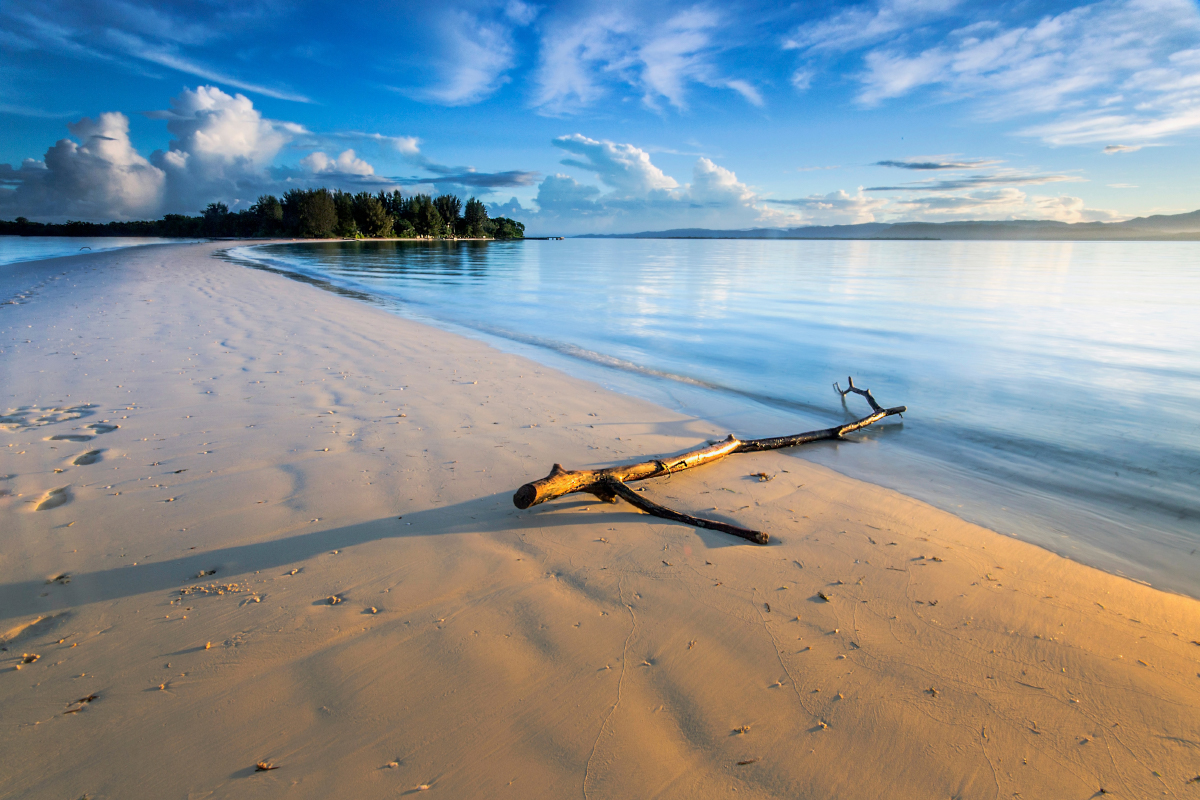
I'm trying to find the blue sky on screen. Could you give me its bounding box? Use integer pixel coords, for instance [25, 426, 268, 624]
[2, 0, 1198, 234]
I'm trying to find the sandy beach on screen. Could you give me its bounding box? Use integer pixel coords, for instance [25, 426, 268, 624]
[2, 241, 1198, 799]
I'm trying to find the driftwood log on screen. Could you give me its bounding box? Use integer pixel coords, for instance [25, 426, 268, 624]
[512, 378, 906, 544]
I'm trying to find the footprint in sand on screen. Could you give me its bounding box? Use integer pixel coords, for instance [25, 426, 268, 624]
[36, 487, 71, 511]
[0, 405, 97, 431]
[46, 423, 119, 443]
[72, 450, 103, 466]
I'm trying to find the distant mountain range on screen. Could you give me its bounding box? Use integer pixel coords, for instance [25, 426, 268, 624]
[575, 209, 1200, 241]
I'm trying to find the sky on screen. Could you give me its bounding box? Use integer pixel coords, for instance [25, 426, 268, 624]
[1, 0, 1199, 235]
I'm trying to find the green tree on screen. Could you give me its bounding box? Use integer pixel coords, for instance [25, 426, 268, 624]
[203, 202, 229, 237]
[487, 216, 525, 240]
[412, 195, 445, 237]
[284, 188, 337, 238]
[379, 190, 405, 218]
[433, 194, 462, 235]
[332, 190, 359, 237]
[354, 192, 394, 237]
[250, 195, 283, 236]
[463, 197, 488, 238]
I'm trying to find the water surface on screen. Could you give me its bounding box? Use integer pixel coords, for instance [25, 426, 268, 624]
[0, 236, 195, 267]
[229, 239, 1200, 596]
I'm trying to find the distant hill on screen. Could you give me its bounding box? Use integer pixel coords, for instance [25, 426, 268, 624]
[574, 209, 1200, 241]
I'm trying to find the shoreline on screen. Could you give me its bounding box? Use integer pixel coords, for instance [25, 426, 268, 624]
[227, 238, 1200, 599]
[1, 242, 1198, 799]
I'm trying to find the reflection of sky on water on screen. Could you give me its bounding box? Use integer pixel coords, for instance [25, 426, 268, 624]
[231, 238, 1200, 596]
[0, 236, 198, 267]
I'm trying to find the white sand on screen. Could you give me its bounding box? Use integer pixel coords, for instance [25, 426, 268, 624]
[1, 241, 1198, 799]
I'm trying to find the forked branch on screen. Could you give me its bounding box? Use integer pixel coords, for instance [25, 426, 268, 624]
[599, 477, 768, 544]
[512, 378, 906, 544]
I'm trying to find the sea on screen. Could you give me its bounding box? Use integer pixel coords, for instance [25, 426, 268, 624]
[0, 236, 198, 266]
[3, 235, 1171, 597]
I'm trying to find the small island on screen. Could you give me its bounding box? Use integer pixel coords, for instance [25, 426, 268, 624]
[0, 189, 525, 240]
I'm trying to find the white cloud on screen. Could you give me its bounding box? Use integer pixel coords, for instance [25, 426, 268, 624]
[1033, 194, 1122, 222]
[1025, 106, 1200, 145]
[416, 11, 519, 106]
[723, 79, 764, 107]
[0, 85, 417, 220]
[532, 7, 756, 113]
[504, 0, 539, 26]
[531, 12, 630, 113]
[785, 0, 961, 54]
[533, 174, 604, 215]
[637, 8, 720, 110]
[553, 134, 679, 195]
[507, 134, 806, 234]
[301, 149, 376, 176]
[104, 30, 312, 103]
[865, 169, 1079, 191]
[157, 86, 298, 167]
[317, 132, 421, 157]
[0, 112, 164, 220]
[151, 85, 304, 210]
[1103, 144, 1142, 153]
[763, 189, 888, 224]
[792, 0, 1200, 146]
[689, 157, 756, 206]
[886, 187, 1122, 222]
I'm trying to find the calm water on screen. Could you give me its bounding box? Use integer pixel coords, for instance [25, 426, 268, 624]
[228, 239, 1200, 596]
[0, 236, 197, 267]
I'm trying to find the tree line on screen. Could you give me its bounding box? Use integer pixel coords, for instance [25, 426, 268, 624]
[0, 189, 525, 240]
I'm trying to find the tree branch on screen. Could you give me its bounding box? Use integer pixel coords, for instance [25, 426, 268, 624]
[512, 378, 905, 544]
[599, 478, 768, 545]
[515, 379, 904, 507]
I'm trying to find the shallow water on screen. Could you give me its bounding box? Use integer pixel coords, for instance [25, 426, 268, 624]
[0, 236, 196, 267]
[228, 239, 1200, 596]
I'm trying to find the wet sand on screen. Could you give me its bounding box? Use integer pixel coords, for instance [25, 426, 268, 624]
[1, 241, 1198, 799]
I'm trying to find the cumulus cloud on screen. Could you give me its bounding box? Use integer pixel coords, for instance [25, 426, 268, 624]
[689, 157, 756, 206]
[0, 112, 164, 219]
[533, 174, 604, 216]
[762, 189, 888, 224]
[553, 134, 679, 195]
[301, 149, 376, 176]
[504, 133, 1121, 234]
[0, 85, 435, 220]
[503, 134, 813, 234]
[149, 85, 307, 210]
[1033, 194, 1122, 223]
